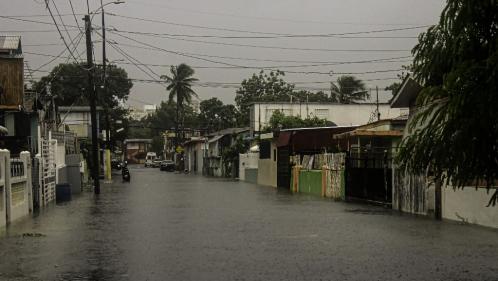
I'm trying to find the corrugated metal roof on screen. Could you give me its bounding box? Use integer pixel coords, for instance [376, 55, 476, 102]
[0, 36, 21, 51]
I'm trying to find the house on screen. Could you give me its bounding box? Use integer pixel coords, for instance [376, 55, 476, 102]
[123, 139, 152, 164]
[58, 106, 103, 139]
[269, 126, 356, 189]
[392, 76, 497, 228]
[0, 35, 38, 155]
[250, 101, 407, 134]
[333, 118, 407, 204]
[205, 127, 250, 177]
[183, 137, 206, 174]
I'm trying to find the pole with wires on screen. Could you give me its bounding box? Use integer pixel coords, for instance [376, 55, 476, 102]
[84, 14, 100, 194]
[101, 0, 112, 183]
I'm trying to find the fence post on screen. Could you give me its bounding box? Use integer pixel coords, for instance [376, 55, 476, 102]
[321, 165, 328, 197]
[0, 149, 9, 227]
[293, 165, 301, 193]
[20, 151, 32, 213]
[2, 150, 11, 224]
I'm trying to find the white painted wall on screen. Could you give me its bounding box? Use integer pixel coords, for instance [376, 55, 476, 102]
[257, 142, 277, 187]
[239, 152, 259, 181]
[442, 187, 498, 228]
[251, 102, 406, 131]
[8, 152, 31, 223]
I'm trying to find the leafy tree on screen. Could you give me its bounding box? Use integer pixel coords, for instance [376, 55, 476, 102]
[235, 70, 335, 125]
[396, 0, 498, 206]
[330, 75, 368, 103]
[33, 63, 132, 107]
[161, 64, 198, 146]
[386, 65, 413, 96]
[264, 110, 332, 131]
[235, 70, 294, 125]
[221, 135, 250, 178]
[385, 82, 402, 96]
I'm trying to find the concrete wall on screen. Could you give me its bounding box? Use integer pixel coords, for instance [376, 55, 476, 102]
[239, 152, 258, 181]
[245, 168, 258, 184]
[8, 152, 31, 223]
[251, 102, 406, 131]
[257, 143, 277, 187]
[442, 187, 498, 228]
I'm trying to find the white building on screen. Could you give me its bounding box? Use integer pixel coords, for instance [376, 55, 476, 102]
[250, 102, 407, 132]
[58, 106, 102, 138]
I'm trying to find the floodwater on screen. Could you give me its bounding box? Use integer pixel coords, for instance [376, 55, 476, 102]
[0, 166, 497, 281]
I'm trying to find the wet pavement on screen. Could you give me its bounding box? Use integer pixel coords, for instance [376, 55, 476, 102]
[0, 166, 497, 281]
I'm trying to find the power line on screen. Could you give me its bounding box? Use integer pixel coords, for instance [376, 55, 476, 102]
[68, 0, 83, 32]
[109, 28, 412, 53]
[24, 50, 412, 69]
[51, 0, 82, 59]
[107, 13, 429, 37]
[124, 0, 430, 27]
[44, 0, 80, 63]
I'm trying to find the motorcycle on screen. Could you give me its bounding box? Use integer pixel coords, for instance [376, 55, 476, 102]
[122, 161, 130, 182]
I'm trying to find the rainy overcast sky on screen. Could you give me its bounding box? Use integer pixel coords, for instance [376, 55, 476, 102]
[1, 0, 445, 108]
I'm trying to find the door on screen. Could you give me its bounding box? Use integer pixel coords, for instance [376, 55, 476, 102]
[277, 147, 290, 189]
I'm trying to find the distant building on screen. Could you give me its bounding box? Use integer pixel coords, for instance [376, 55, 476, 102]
[123, 139, 152, 164]
[128, 104, 157, 120]
[250, 102, 408, 134]
[59, 106, 103, 139]
[143, 104, 157, 115]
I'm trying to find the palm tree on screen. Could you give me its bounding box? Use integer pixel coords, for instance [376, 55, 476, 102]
[330, 75, 368, 103]
[161, 63, 198, 152]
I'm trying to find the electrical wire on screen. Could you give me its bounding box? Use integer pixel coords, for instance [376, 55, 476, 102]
[24, 50, 412, 69]
[51, 0, 82, 59]
[106, 13, 430, 37]
[44, 0, 80, 63]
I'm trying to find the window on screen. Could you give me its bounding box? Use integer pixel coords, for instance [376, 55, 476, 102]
[314, 109, 329, 118]
[260, 141, 271, 159]
[273, 149, 277, 161]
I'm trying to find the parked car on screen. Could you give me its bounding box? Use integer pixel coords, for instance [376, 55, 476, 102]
[152, 159, 162, 168]
[160, 160, 175, 172]
[144, 152, 157, 167]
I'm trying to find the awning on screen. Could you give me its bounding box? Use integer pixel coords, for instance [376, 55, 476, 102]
[276, 131, 292, 147]
[208, 135, 224, 143]
[334, 130, 404, 140]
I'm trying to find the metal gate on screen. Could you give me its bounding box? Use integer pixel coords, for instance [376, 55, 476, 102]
[345, 151, 392, 204]
[277, 147, 290, 189]
[40, 139, 56, 207]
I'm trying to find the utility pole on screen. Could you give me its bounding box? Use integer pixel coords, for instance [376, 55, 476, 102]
[84, 15, 100, 194]
[376, 86, 380, 121]
[101, 0, 112, 183]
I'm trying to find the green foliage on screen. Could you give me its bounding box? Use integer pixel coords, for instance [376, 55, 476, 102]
[396, 0, 498, 206]
[235, 70, 341, 125]
[221, 135, 249, 177]
[199, 98, 239, 132]
[161, 63, 198, 144]
[385, 83, 401, 96]
[264, 110, 332, 131]
[330, 75, 368, 103]
[33, 63, 132, 107]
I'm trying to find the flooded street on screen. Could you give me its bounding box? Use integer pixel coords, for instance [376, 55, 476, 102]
[0, 167, 497, 281]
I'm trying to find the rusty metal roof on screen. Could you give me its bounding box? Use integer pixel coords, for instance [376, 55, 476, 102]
[0, 36, 21, 51]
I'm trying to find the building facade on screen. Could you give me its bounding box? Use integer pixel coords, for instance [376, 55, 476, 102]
[250, 102, 407, 133]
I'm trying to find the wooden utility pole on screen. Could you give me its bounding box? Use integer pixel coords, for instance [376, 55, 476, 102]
[84, 15, 100, 194]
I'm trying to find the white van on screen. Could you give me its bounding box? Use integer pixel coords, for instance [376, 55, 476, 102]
[144, 152, 157, 167]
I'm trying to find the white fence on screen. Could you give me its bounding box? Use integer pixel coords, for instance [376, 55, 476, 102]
[0, 150, 32, 227]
